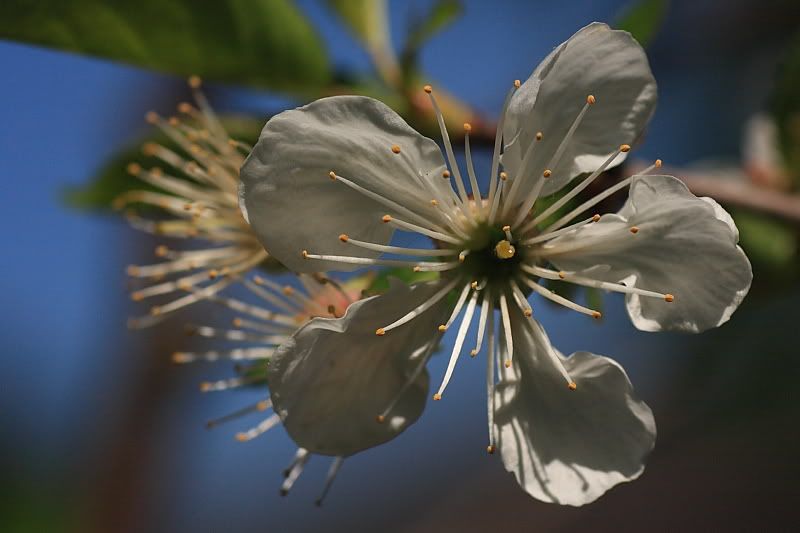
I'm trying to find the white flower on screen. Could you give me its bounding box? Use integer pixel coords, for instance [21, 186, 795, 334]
[174, 271, 401, 504]
[117, 77, 268, 327]
[239, 23, 753, 505]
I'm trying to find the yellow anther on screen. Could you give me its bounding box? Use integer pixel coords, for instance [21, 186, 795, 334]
[130, 292, 144, 302]
[171, 352, 190, 364]
[535, 131, 543, 141]
[442, 170, 451, 179]
[376, 414, 386, 423]
[433, 393, 442, 401]
[256, 400, 270, 411]
[142, 142, 158, 156]
[188, 75, 202, 89]
[592, 214, 601, 222]
[495, 240, 515, 259]
[471, 281, 478, 289]
[504, 360, 512, 368]
[282, 286, 294, 296]
[168, 116, 179, 127]
[630, 226, 639, 234]
[145, 111, 158, 124]
[523, 308, 532, 317]
[655, 159, 663, 167]
[587, 94, 596, 105]
[430, 199, 439, 206]
[301, 250, 309, 259]
[591, 311, 602, 319]
[620, 144, 631, 153]
[423, 84, 433, 94]
[514, 79, 521, 88]
[382, 214, 392, 223]
[126, 162, 141, 175]
[338, 233, 349, 242]
[199, 382, 212, 392]
[413, 266, 422, 272]
[328, 171, 336, 180]
[499, 171, 508, 181]
[155, 245, 168, 257]
[234, 433, 248, 442]
[558, 271, 566, 279]
[470, 349, 478, 357]
[438, 324, 447, 332]
[502, 225, 511, 232]
[664, 293, 675, 302]
[178, 281, 192, 291]
[208, 269, 219, 279]
[177, 102, 193, 114]
[568, 382, 578, 391]
[253, 275, 265, 285]
[543, 169, 552, 178]
[463, 123, 472, 133]
[232, 318, 243, 328]
[487, 445, 496, 454]
[375, 328, 386, 336]
[391, 144, 401, 154]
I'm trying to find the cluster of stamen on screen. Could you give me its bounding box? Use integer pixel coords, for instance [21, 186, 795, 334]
[118, 77, 267, 327]
[301, 82, 673, 453]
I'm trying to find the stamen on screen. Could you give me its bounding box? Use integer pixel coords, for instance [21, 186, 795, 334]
[498, 292, 514, 368]
[339, 235, 458, 257]
[522, 145, 630, 233]
[471, 288, 491, 357]
[463, 123, 482, 203]
[509, 279, 532, 317]
[487, 82, 521, 215]
[519, 276, 602, 319]
[280, 449, 310, 496]
[172, 347, 275, 363]
[486, 303, 496, 451]
[375, 277, 461, 334]
[544, 175, 635, 232]
[440, 282, 473, 331]
[435, 289, 479, 399]
[206, 399, 271, 429]
[382, 215, 463, 245]
[302, 251, 456, 271]
[330, 172, 450, 233]
[503, 225, 513, 241]
[199, 375, 260, 392]
[501, 129, 544, 220]
[315, 457, 345, 507]
[519, 215, 599, 245]
[235, 413, 282, 442]
[424, 86, 474, 219]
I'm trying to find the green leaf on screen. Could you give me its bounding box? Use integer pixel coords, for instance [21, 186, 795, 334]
[0, 0, 330, 92]
[733, 210, 797, 269]
[771, 32, 800, 186]
[616, 0, 668, 47]
[406, 0, 462, 53]
[327, 0, 400, 86]
[64, 115, 263, 210]
[366, 267, 439, 295]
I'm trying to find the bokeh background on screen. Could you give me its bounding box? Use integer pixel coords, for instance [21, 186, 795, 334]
[2, 0, 800, 531]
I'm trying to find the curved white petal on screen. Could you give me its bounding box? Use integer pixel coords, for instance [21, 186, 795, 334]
[240, 96, 447, 272]
[267, 279, 450, 456]
[502, 22, 657, 196]
[494, 311, 656, 506]
[544, 174, 753, 332]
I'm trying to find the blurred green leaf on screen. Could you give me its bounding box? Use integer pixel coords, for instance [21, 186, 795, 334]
[616, 0, 668, 47]
[0, 0, 330, 92]
[327, 0, 400, 87]
[406, 0, 462, 53]
[734, 210, 797, 269]
[366, 267, 439, 295]
[64, 115, 262, 210]
[771, 32, 800, 186]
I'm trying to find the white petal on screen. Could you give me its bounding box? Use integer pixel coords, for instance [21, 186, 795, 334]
[502, 22, 656, 196]
[240, 96, 447, 272]
[494, 311, 656, 506]
[544, 175, 753, 332]
[267, 279, 450, 456]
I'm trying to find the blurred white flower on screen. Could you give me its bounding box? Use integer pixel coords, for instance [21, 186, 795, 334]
[116, 77, 268, 327]
[239, 22, 753, 505]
